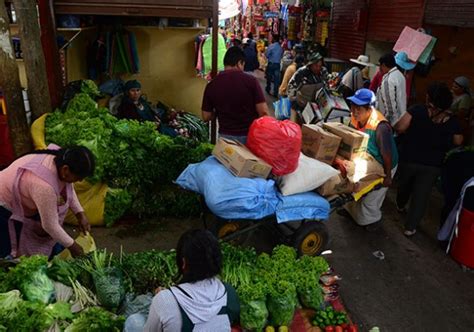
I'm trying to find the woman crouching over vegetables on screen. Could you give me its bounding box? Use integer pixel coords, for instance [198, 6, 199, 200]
[0, 144, 95, 259]
[131, 229, 239, 331]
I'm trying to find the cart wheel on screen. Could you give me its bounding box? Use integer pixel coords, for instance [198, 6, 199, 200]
[292, 221, 328, 256]
[208, 216, 251, 245]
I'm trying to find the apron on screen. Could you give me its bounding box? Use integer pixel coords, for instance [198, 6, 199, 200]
[8, 145, 74, 257]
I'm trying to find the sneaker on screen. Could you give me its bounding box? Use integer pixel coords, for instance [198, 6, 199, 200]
[365, 220, 382, 232]
[404, 229, 416, 237]
[396, 202, 407, 214]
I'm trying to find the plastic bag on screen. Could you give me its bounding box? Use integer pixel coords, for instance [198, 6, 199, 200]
[240, 300, 269, 331]
[275, 191, 330, 223]
[175, 156, 279, 220]
[23, 267, 55, 304]
[298, 276, 324, 310]
[273, 97, 291, 120]
[58, 233, 96, 260]
[267, 292, 297, 326]
[119, 293, 153, 318]
[93, 266, 125, 310]
[247, 116, 302, 176]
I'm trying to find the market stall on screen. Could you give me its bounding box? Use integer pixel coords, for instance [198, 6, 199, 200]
[0, 243, 357, 332]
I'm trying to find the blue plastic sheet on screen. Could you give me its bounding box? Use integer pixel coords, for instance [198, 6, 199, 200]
[176, 157, 278, 220]
[175, 157, 330, 222]
[275, 192, 330, 223]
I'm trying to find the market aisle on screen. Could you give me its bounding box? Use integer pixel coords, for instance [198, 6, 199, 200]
[324, 189, 474, 331]
[253, 69, 277, 117]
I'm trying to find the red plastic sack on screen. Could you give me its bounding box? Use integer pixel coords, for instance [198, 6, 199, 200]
[247, 116, 302, 176]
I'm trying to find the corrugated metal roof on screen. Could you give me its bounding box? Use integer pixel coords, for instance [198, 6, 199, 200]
[367, 0, 425, 42]
[328, 0, 367, 61]
[425, 0, 474, 27]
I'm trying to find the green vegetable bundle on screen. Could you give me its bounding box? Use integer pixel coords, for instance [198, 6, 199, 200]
[80, 251, 125, 310]
[4, 256, 55, 304]
[312, 305, 349, 328]
[65, 307, 124, 332]
[298, 274, 324, 310]
[44, 85, 213, 225]
[267, 280, 297, 327]
[0, 290, 73, 332]
[120, 249, 177, 294]
[238, 283, 268, 331]
[296, 255, 328, 310]
[220, 243, 257, 289]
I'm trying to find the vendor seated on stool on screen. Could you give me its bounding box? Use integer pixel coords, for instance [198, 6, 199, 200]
[117, 80, 159, 123]
[339, 88, 399, 232]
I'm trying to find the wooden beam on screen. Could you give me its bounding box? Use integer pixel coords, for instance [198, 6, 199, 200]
[54, 3, 213, 18]
[38, 0, 63, 109]
[0, 2, 32, 156]
[13, 0, 52, 121]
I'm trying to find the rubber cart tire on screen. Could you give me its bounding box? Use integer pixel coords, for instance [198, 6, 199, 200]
[292, 221, 328, 256]
[206, 214, 251, 245]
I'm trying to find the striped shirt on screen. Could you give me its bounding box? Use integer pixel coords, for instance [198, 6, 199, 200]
[376, 67, 407, 127]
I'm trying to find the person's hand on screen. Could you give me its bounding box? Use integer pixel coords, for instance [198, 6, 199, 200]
[68, 241, 84, 258]
[333, 158, 347, 178]
[76, 212, 91, 234]
[383, 176, 392, 188]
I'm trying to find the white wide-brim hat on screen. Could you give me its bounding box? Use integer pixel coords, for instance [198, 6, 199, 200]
[350, 55, 374, 67]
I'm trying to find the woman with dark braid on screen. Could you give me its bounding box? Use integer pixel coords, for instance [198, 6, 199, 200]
[142, 229, 239, 332]
[0, 144, 95, 258]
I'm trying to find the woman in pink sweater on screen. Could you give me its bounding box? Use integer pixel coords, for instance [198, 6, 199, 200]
[0, 145, 95, 258]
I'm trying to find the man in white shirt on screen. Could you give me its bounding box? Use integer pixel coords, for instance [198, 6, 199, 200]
[376, 53, 408, 128]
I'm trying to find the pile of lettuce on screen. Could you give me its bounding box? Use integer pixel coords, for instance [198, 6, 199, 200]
[44, 84, 213, 225]
[231, 245, 330, 329]
[0, 244, 330, 331]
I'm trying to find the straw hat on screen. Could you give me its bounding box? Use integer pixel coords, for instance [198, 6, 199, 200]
[350, 55, 374, 67]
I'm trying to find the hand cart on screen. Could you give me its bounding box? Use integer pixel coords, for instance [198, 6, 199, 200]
[201, 179, 383, 256]
[202, 93, 379, 256]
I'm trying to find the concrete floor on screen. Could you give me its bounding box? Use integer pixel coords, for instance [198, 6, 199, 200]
[79, 186, 474, 331]
[69, 73, 474, 331]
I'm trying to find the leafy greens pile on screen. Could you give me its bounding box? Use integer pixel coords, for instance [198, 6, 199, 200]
[0, 244, 330, 331]
[44, 83, 213, 225]
[227, 245, 329, 329]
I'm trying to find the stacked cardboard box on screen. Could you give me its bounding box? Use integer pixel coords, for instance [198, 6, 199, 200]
[323, 122, 369, 160]
[301, 124, 341, 165]
[212, 138, 272, 179]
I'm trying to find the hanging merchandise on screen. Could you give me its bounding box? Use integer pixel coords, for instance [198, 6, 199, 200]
[287, 6, 302, 41]
[302, 6, 313, 41]
[315, 10, 330, 46]
[194, 34, 226, 79]
[219, 0, 240, 20]
[97, 28, 140, 77]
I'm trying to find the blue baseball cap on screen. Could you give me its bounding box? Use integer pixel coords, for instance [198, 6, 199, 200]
[347, 88, 376, 106]
[395, 51, 416, 71]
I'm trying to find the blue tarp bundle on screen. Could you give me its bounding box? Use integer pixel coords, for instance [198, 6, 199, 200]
[175, 157, 330, 223]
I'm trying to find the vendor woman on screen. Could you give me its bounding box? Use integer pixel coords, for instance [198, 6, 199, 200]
[0, 145, 95, 258]
[339, 89, 399, 232]
[117, 80, 158, 122]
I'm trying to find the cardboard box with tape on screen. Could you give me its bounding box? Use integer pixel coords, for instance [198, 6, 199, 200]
[212, 138, 272, 179]
[302, 124, 342, 165]
[323, 122, 369, 160]
[318, 153, 385, 196]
